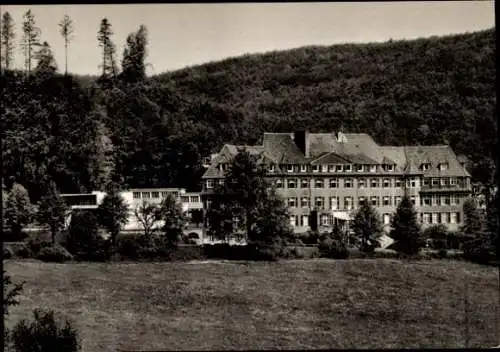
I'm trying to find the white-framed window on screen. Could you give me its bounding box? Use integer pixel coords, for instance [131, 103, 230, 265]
[441, 195, 451, 205]
[421, 163, 431, 171]
[358, 178, 367, 188]
[287, 179, 297, 189]
[395, 196, 402, 206]
[423, 213, 431, 224]
[312, 165, 319, 172]
[290, 215, 297, 227]
[329, 178, 338, 188]
[357, 165, 364, 172]
[321, 165, 328, 173]
[370, 196, 379, 207]
[142, 192, 151, 198]
[395, 179, 402, 188]
[410, 196, 416, 205]
[450, 177, 457, 185]
[328, 165, 336, 173]
[423, 178, 430, 187]
[410, 178, 416, 188]
[450, 212, 457, 224]
[301, 215, 309, 227]
[383, 196, 391, 206]
[315, 179, 324, 188]
[370, 178, 378, 188]
[301, 179, 309, 188]
[219, 179, 225, 185]
[451, 195, 459, 206]
[301, 197, 309, 208]
[275, 179, 283, 188]
[370, 165, 377, 173]
[336, 165, 343, 172]
[344, 164, 352, 172]
[440, 178, 447, 186]
[383, 178, 391, 188]
[161, 191, 169, 198]
[439, 163, 449, 171]
[321, 214, 329, 226]
[432, 178, 439, 186]
[431, 213, 439, 224]
[422, 196, 431, 206]
[152, 191, 160, 198]
[344, 196, 353, 210]
[330, 197, 339, 210]
[431, 195, 440, 206]
[133, 192, 141, 199]
[190, 196, 199, 203]
[288, 197, 297, 207]
[300, 165, 307, 173]
[358, 196, 366, 206]
[269, 164, 275, 173]
[344, 178, 353, 188]
[383, 213, 391, 225]
[287, 164, 294, 173]
[315, 197, 324, 208]
[386, 164, 394, 172]
[206, 180, 214, 189]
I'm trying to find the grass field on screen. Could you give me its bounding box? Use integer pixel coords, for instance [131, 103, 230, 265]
[4, 259, 500, 351]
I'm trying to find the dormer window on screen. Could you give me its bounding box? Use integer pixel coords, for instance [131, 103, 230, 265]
[312, 165, 319, 173]
[357, 165, 364, 172]
[269, 164, 275, 173]
[321, 165, 328, 173]
[206, 180, 214, 189]
[370, 165, 377, 173]
[287, 164, 294, 173]
[336, 165, 343, 172]
[344, 164, 352, 172]
[439, 163, 449, 171]
[421, 163, 431, 171]
[300, 165, 307, 173]
[385, 164, 394, 172]
[328, 165, 335, 172]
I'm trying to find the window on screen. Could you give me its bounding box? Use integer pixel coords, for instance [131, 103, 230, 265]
[161, 191, 169, 198]
[441, 195, 451, 205]
[219, 179, 224, 185]
[289, 215, 297, 227]
[344, 178, 353, 188]
[321, 165, 328, 173]
[431, 213, 439, 224]
[315, 179, 324, 188]
[328, 165, 335, 172]
[344, 164, 352, 172]
[423, 178, 430, 187]
[456, 212, 461, 223]
[269, 164, 275, 173]
[344, 197, 353, 210]
[450, 212, 457, 224]
[431, 195, 440, 206]
[395, 196, 402, 206]
[287, 164, 294, 173]
[451, 195, 459, 206]
[370, 179, 378, 188]
[386, 164, 394, 172]
[432, 178, 439, 186]
[321, 214, 329, 226]
[206, 180, 214, 189]
[288, 197, 297, 208]
[312, 165, 319, 173]
[370, 196, 379, 207]
[439, 163, 449, 171]
[276, 179, 283, 188]
[172, 191, 179, 197]
[441, 178, 450, 187]
[383, 178, 391, 188]
[421, 163, 431, 171]
[287, 179, 297, 189]
[441, 213, 450, 224]
[395, 179, 402, 188]
[133, 192, 141, 199]
[450, 177, 457, 186]
[142, 192, 151, 199]
[329, 178, 338, 188]
[301, 179, 309, 188]
[422, 196, 431, 206]
[423, 213, 431, 224]
[190, 196, 199, 203]
[357, 165, 364, 172]
[411, 178, 416, 188]
[382, 196, 391, 206]
[301, 215, 309, 227]
[370, 165, 377, 173]
[300, 165, 307, 173]
[336, 165, 343, 172]
[315, 197, 324, 208]
[358, 196, 366, 206]
[383, 214, 391, 225]
[301, 197, 309, 208]
[152, 192, 160, 198]
[358, 178, 367, 188]
[330, 197, 339, 210]
[410, 196, 416, 205]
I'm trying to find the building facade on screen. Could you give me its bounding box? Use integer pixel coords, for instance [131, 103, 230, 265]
[201, 131, 472, 233]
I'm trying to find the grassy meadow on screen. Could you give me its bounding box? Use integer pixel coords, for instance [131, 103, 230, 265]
[4, 259, 500, 351]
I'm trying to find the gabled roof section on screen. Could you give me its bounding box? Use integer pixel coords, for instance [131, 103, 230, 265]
[262, 133, 308, 164]
[308, 133, 340, 159]
[404, 145, 470, 177]
[202, 165, 224, 179]
[342, 133, 385, 163]
[310, 152, 351, 165]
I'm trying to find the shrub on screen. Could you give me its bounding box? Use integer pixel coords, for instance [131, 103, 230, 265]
[318, 238, 349, 259]
[37, 245, 74, 263]
[4, 246, 14, 259]
[13, 243, 33, 259]
[116, 236, 143, 260]
[11, 309, 80, 352]
[437, 248, 448, 259]
[2, 229, 29, 242]
[423, 224, 449, 249]
[66, 210, 109, 261]
[27, 239, 53, 257]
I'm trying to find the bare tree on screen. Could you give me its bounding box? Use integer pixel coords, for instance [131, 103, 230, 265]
[58, 14, 74, 76]
[134, 200, 161, 239]
[1, 11, 15, 70]
[20, 9, 40, 74]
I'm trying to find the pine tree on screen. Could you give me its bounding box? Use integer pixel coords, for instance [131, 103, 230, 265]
[120, 25, 148, 83]
[35, 41, 57, 77]
[1, 11, 15, 70]
[352, 199, 383, 252]
[159, 193, 187, 246]
[5, 183, 32, 238]
[37, 181, 69, 245]
[390, 195, 423, 255]
[20, 9, 40, 74]
[97, 185, 129, 249]
[97, 18, 117, 83]
[58, 15, 74, 76]
[461, 197, 488, 258]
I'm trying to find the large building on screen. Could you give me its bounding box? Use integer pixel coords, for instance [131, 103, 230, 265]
[201, 131, 472, 233]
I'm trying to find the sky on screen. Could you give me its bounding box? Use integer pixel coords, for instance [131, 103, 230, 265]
[1, 1, 495, 76]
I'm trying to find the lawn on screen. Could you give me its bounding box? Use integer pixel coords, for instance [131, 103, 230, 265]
[4, 259, 500, 351]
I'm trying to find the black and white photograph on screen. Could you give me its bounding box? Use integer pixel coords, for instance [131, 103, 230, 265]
[0, 1, 497, 350]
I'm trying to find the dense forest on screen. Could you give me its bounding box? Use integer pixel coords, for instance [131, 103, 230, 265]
[0, 10, 496, 202]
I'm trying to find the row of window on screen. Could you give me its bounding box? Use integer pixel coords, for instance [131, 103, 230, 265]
[276, 177, 416, 189]
[287, 195, 418, 210]
[422, 177, 469, 188]
[288, 211, 461, 227]
[132, 191, 200, 203]
[420, 195, 461, 206]
[268, 163, 396, 174]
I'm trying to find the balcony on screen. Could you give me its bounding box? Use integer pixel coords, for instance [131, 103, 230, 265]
[420, 183, 471, 192]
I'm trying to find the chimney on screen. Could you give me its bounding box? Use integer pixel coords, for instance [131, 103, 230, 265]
[293, 130, 309, 158]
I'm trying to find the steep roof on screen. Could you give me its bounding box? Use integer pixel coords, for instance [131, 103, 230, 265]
[404, 145, 470, 177]
[262, 133, 308, 164]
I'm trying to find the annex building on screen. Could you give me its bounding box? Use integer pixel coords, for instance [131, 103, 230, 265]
[201, 131, 472, 233]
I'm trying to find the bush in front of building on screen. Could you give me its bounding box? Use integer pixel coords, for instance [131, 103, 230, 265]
[318, 237, 349, 259]
[423, 224, 449, 250]
[37, 245, 74, 263]
[66, 210, 110, 262]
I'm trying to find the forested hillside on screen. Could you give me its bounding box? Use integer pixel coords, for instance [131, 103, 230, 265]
[0, 16, 496, 201]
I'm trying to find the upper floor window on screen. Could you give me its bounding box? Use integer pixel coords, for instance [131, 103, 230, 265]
[357, 165, 364, 172]
[410, 196, 416, 205]
[218, 179, 224, 185]
[421, 163, 431, 171]
[358, 196, 366, 206]
[336, 165, 343, 172]
[450, 177, 457, 185]
[287, 179, 297, 189]
[190, 196, 200, 203]
[206, 180, 214, 189]
[329, 178, 338, 188]
[181, 196, 189, 203]
[269, 164, 275, 173]
[315, 197, 324, 208]
[344, 164, 352, 172]
[321, 165, 328, 173]
[288, 197, 297, 208]
[395, 179, 402, 188]
[142, 192, 151, 199]
[161, 191, 169, 198]
[370, 178, 379, 188]
[395, 196, 402, 206]
[301, 197, 309, 208]
[152, 191, 160, 199]
[370, 165, 377, 173]
[358, 178, 367, 188]
[383, 178, 391, 188]
[410, 178, 416, 188]
[287, 164, 294, 173]
[370, 196, 379, 207]
[328, 165, 336, 173]
[275, 179, 283, 188]
[133, 192, 141, 199]
[315, 179, 324, 188]
[439, 163, 449, 171]
[344, 178, 353, 188]
[344, 196, 353, 210]
[300, 165, 307, 173]
[330, 197, 339, 210]
[312, 165, 319, 173]
[432, 178, 439, 186]
[382, 196, 391, 206]
[300, 179, 309, 188]
[422, 196, 431, 206]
